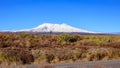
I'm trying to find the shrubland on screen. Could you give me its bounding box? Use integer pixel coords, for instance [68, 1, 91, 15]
[0, 32, 120, 65]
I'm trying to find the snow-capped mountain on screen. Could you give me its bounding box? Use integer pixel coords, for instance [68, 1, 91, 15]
[18, 23, 96, 33]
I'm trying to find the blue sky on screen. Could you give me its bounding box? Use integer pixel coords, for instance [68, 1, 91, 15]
[0, 0, 120, 32]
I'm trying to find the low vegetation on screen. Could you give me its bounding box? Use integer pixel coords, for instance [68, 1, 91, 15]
[0, 32, 120, 65]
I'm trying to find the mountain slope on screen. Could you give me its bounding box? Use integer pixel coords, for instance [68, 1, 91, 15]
[19, 23, 96, 33]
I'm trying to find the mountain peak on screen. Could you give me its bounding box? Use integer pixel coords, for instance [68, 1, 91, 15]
[35, 23, 68, 29]
[16, 23, 96, 33]
[27, 23, 96, 33]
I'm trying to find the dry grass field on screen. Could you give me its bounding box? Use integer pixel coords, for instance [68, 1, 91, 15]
[0, 32, 120, 66]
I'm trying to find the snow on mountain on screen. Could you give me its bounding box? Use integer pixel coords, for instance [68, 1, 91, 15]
[18, 23, 96, 33]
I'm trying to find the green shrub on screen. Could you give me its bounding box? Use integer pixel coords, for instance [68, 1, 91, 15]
[19, 32, 30, 38]
[57, 34, 79, 43]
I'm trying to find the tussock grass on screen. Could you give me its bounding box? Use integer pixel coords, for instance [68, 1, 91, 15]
[0, 32, 119, 65]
